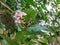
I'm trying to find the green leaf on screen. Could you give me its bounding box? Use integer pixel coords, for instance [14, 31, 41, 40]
[40, 3, 47, 10]
[57, 0, 60, 3]
[25, 0, 37, 7]
[27, 24, 50, 35]
[0, 23, 6, 31]
[24, 8, 37, 21]
[39, 8, 48, 21]
[0, 34, 19, 45]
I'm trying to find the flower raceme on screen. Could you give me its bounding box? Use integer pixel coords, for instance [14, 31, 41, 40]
[14, 10, 27, 23]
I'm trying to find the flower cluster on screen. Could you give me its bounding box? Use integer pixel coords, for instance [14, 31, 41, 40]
[14, 10, 27, 23]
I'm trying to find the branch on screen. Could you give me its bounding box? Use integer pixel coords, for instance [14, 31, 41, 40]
[0, 1, 15, 14]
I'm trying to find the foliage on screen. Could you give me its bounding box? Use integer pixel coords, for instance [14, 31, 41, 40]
[0, 0, 60, 45]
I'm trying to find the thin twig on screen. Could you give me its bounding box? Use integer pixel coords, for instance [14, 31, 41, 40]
[0, 1, 15, 14]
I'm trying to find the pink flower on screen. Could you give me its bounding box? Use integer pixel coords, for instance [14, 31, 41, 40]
[14, 10, 27, 23]
[15, 19, 21, 23]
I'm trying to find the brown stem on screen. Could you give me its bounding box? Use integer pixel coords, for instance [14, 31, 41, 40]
[0, 1, 15, 14]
